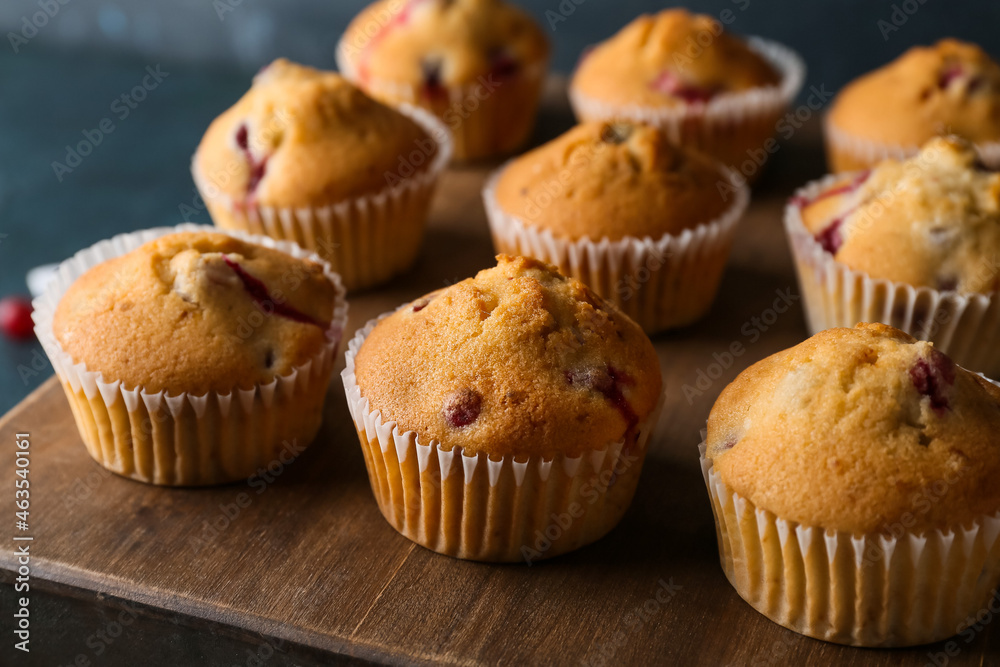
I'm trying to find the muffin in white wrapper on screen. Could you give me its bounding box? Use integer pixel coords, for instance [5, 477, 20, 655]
[342, 309, 665, 563]
[32, 224, 349, 487]
[483, 164, 750, 334]
[699, 324, 1000, 647]
[700, 441, 1000, 647]
[569, 37, 805, 182]
[785, 172, 1000, 378]
[193, 105, 452, 293]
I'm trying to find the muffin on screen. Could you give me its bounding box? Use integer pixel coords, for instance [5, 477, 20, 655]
[483, 120, 749, 333]
[337, 0, 550, 161]
[701, 323, 1000, 646]
[192, 58, 452, 292]
[32, 225, 348, 486]
[826, 39, 1000, 172]
[786, 136, 1000, 377]
[342, 255, 664, 562]
[568, 9, 804, 181]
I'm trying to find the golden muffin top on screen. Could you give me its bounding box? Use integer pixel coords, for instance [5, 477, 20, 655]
[796, 136, 1000, 293]
[493, 120, 733, 241]
[571, 9, 780, 108]
[353, 255, 663, 457]
[340, 0, 550, 87]
[54, 232, 341, 395]
[707, 323, 1000, 535]
[194, 59, 436, 209]
[829, 39, 1000, 146]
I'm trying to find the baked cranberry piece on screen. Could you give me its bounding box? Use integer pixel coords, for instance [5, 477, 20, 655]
[566, 365, 640, 437]
[0, 296, 34, 341]
[650, 70, 716, 104]
[412, 296, 435, 312]
[235, 123, 268, 196]
[222, 256, 326, 327]
[488, 48, 520, 80]
[815, 216, 846, 254]
[420, 59, 449, 101]
[909, 348, 956, 414]
[937, 63, 986, 93]
[443, 388, 482, 428]
[939, 63, 966, 89]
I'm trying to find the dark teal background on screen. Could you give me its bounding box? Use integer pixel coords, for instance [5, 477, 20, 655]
[0, 0, 998, 412]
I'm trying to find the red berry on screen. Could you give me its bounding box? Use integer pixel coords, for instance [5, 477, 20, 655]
[909, 349, 956, 415]
[649, 70, 717, 103]
[0, 297, 35, 341]
[815, 216, 846, 254]
[419, 59, 448, 101]
[488, 49, 520, 80]
[938, 64, 965, 89]
[442, 388, 482, 428]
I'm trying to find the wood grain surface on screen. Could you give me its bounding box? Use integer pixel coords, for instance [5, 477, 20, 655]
[1, 82, 998, 666]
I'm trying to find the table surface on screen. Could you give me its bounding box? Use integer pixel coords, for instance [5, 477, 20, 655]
[2, 82, 999, 667]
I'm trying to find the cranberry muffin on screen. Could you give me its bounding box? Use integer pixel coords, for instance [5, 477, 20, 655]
[192, 58, 451, 291]
[826, 39, 1000, 172]
[342, 255, 664, 561]
[337, 0, 550, 161]
[35, 227, 348, 486]
[786, 136, 1000, 376]
[484, 120, 748, 333]
[702, 323, 1000, 646]
[569, 9, 804, 180]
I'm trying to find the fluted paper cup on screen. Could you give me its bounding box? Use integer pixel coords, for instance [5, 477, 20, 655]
[700, 441, 1000, 647]
[569, 38, 805, 182]
[824, 117, 1000, 173]
[31, 224, 349, 486]
[192, 105, 452, 292]
[337, 38, 547, 162]
[342, 313, 665, 562]
[785, 173, 1000, 378]
[483, 164, 750, 333]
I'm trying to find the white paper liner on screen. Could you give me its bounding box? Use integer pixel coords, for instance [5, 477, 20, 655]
[699, 441, 1000, 647]
[31, 224, 349, 486]
[341, 312, 666, 562]
[192, 104, 452, 292]
[336, 36, 548, 161]
[825, 116, 1000, 172]
[568, 37, 805, 177]
[784, 173, 1000, 378]
[482, 163, 750, 333]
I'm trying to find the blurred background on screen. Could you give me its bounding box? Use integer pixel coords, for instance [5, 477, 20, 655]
[0, 0, 997, 412]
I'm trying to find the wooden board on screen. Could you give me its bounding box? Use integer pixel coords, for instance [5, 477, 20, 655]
[2, 84, 998, 666]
